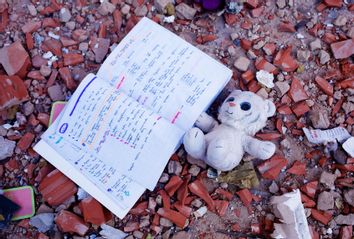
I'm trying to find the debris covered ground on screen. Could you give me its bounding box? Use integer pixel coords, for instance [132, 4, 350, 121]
[0, 0, 353, 238]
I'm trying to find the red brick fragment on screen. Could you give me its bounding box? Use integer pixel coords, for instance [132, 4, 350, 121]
[244, 0, 258, 8]
[292, 101, 310, 117]
[55, 210, 89, 236]
[123, 222, 139, 232]
[39, 169, 77, 206]
[300, 181, 318, 198]
[129, 201, 148, 215]
[214, 188, 233, 201]
[177, 175, 190, 205]
[17, 132, 35, 151]
[188, 180, 215, 210]
[330, 39, 354, 59]
[42, 18, 60, 28]
[274, 47, 298, 72]
[236, 189, 253, 206]
[255, 58, 278, 74]
[311, 209, 332, 225]
[251, 6, 264, 18]
[59, 67, 77, 90]
[301, 193, 316, 208]
[241, 70, 254, 83]
[0, 75, 29, 110]
[278, 21, 296, 33]
[324, 0, 343, 7]
[63, 53, 84, 66]
[165, 175, 183, 197]
[159, 190, 171, 209]
[21, 21, 41, 33]
[25, 33, 34, 50]
[315, 76, 333, 96]
[339, 78, 354, 89]
[287, 161, 306, 175]
[157, 208, 188, 228]
[113, 10, 123, 32]
[196, 34, 217, 44]
[214, 200, 229, 216]
[256, 133, 282, 141]
[37, 113, 49, 127]
[277, 105, 293, 115]
[0, 9, 9, 32]
[339, 226, 353, 239]
[257, 155, 288, 180]
[60, 37, 78, 47]
[42, 39, 62, 57]
[174, 202, 192, 218]
[0, 41, 31, 78]
[289, 77, 308, 103]
[80, 197, 110, 225]
[240, 39, 252, 51]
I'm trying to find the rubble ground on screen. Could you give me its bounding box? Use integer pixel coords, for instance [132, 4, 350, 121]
[0, 0, 353, 238]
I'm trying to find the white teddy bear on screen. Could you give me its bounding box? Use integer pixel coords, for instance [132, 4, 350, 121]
[183, 90, 277, 171]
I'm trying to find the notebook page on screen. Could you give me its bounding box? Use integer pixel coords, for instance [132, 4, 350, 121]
[97, 17, 232, 131]
[46, 73, 184, 190]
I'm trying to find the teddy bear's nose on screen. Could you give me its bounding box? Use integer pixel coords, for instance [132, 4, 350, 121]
[228, 102, 236, 107]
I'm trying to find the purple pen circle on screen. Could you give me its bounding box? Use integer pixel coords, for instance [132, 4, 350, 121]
[59, 123, 69, 134]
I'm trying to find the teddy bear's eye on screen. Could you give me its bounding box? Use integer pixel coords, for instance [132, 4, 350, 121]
[240, 102, 251, 111]
[226, 97, 235, 102]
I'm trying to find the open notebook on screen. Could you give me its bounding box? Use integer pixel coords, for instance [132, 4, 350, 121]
[34, 17, 232, 219]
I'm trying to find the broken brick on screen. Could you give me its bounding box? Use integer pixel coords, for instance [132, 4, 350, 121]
[330, 39, 354, 59]
[278, 21, 296, 33]
[80, 197, 110, 225]
[0, 41, 31, 78]
[315, 76, 333, 96]
[287, 161, 306, 175]
[300, 181, 318, 198]
[42, 39, 62, 57]
[0, 75, 29, 110]
[255, 58, 278, 74]
[177, 175, 190, 205]
[21, 21, 41, 33]
[39, 169, 77, 206]
[339, 226, 353, 239]
[55, 210, 89, 236]
[257, 155, 288, 180]
[324, 0, 343, 7]
[214, 200, 229, 216]
[236, 189, 253, 206]
[292, 101, 310, 117]
[174, 202, 192, 218]
[17, 132, 35, 151]
[196, 34, 217, 44]
[274, 47, 299, 72]
[289, 77, 308, 102]
[188, 180, 215, 210]
[58, 67, 77, 90]
[165, 175, 183, 197]
[157, 208, 188, 228]
[311, 209, 332, 225]
[63, 53, 84, 66]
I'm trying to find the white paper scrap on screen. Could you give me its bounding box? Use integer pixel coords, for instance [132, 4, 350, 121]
[343, 137, 354, 157]
[270, 189, 311, 239]
[303, 127, 351, 144]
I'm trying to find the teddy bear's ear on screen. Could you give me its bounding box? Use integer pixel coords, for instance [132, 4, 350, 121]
[265, 99, 276, 117]
[231, 89, 242, 95]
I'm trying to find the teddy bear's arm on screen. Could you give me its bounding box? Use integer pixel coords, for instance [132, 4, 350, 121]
[243, 136, 276, 160]
[195, 112, 219, 133]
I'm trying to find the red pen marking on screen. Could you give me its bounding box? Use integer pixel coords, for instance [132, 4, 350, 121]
[171, 111, 181, 124]
[116, 76, 125, 89]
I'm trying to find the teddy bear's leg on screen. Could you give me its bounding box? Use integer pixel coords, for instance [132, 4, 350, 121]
[243, 136, 276, 160]
[205, 139, 241, 171]
[195, 112, 219, 133]
[183, 127, 206, 159]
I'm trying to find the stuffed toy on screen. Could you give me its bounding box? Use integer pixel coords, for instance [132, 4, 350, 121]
[183, 90, 276, 171]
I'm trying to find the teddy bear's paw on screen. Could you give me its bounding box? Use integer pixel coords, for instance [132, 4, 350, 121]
[183, 127, 206, 159]
[258, 141, 276, 159]
[207, 139, 229, 161]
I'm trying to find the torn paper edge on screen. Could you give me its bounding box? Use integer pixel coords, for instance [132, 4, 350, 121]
[343, 137, 354, 157]
[270, 189, 311, 239]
